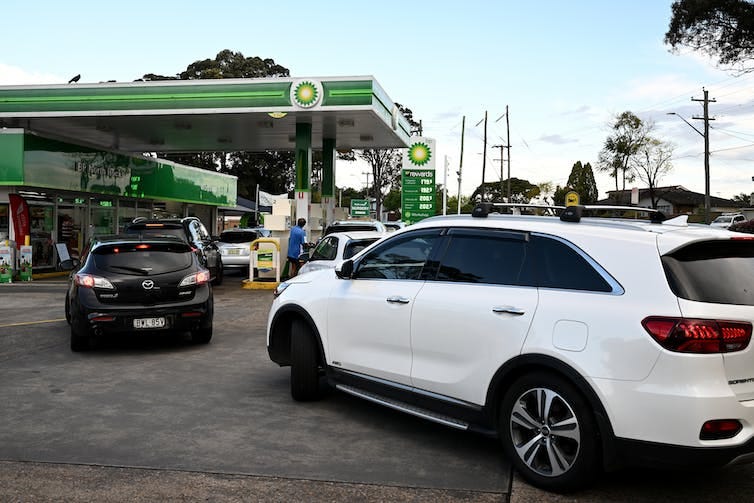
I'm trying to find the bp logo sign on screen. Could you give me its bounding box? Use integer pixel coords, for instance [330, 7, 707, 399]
[408, 142, 432, 166]
[291, 80, 322, 108]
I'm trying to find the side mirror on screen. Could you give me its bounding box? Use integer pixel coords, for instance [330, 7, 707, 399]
[335, 259, 354, 279]
[298, 252, 310, 263]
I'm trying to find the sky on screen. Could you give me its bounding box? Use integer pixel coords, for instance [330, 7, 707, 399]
[2, 0, 753, 202]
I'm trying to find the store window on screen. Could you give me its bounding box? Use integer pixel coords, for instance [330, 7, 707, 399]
[90, 198, 115, 238]
[30, 204, 54, 268]
[0, 204, 8, 241]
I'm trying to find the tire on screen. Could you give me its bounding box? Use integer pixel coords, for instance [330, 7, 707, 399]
[70, 325, 89, 352]
[499, 371, 600, 493]
[290, 319, 321, 401]
[192, 325, 213, 344]
[213, 259, 224, 286]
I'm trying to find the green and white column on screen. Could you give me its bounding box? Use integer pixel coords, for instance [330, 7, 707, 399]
[321, 138, 336, 227]
[294, 122, 312, 233]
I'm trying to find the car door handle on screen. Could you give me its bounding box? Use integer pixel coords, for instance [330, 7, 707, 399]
[492, 306, 526, 315]
[386, 296, 411, 304]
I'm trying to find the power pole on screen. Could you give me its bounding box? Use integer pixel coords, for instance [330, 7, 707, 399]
[692, 88, 715, 224]
[505, 105, 511, 200]
[476, 111, 488, 202]
[457, 116, 465, 214]
[491, 144, 505, 201]
[494, 106, 512, 200]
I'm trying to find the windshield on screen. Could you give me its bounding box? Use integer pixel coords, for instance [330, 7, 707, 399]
[712, 216, 732, 224]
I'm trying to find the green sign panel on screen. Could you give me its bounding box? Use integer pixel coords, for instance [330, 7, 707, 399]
[401, 168, 436, 225]
[350, 199, 370, 218]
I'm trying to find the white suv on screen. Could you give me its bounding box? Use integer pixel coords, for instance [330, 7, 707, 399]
[267, 204, 754, 492]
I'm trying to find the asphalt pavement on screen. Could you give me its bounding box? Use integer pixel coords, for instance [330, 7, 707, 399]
[2, 274, 754, 502]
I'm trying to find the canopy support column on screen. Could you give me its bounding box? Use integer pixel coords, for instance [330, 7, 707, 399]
[295, 123, 312, 236]
[321, 138, 336, 228]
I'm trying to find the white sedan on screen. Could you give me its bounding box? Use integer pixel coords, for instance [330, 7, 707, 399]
[298, 231, 383, 276]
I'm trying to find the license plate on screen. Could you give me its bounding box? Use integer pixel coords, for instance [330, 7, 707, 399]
[133, 317, 166, 329]
[228, 249, 240, 255]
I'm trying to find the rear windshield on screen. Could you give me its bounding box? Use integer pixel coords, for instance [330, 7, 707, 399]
[344, 238, 380, 259]
[662, 240, 754, 305]
[220, 231, 258, 244]
[93, 242, 193, 275]
[325, 225, 378, 235]
[125, 226, 186, 241]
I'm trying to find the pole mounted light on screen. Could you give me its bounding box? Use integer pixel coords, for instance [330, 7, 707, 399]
[667, 108, 712, 224]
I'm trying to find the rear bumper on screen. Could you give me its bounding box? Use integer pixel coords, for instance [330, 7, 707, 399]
[71, 289, 213, 336]
[615, 436, 754, 469]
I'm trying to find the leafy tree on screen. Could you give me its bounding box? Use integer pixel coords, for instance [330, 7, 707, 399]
[470, 177, 539, 203]
[563, 161, 599, 204]
[141, 50, 292, 199]
[447, 194, 474, 214]
[732, 192, 752, 206]
[630, 138, 675, 209]
[665, 0, 754, 74]
[597, 112, 652, 193]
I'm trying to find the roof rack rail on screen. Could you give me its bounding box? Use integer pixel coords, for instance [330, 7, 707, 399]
[471, 202, 666, 224]
[560, 205, 666, 224]
[472, 202, 565, 218]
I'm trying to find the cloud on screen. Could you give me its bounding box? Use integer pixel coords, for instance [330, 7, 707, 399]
[538, 134, 578, 145]
[0, 63, 64, 85]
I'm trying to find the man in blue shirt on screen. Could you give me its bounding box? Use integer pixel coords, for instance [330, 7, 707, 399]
[287, 218, 307, 277]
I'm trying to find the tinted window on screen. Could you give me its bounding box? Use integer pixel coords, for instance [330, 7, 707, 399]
[344, 238, 380, 259]
[126, 226, 186, 241]
[436, 229, 530, 285]
[357, 230, 440, 280]
[220, 231, 258, 244]
[663, 240, 754, 305]
[310, 236, 338, 261]
[530, 235, 612, 292]
[93, 242, 193, 275]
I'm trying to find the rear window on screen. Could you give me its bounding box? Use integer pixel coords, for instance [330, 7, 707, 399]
[220, 231, 258, 244]
[662, 240, 754, 305]
[344, 238, 380, 259]
[325, 224, 378, 235]
[93, 242, 193, 275]
[125, 226, 186, 241]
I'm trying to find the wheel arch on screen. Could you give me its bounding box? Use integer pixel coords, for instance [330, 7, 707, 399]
[268, 304, 325, 367]
[486, 353, 620, 471]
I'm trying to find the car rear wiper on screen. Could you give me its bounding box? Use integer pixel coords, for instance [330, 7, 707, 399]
[108, 265, 152, 275]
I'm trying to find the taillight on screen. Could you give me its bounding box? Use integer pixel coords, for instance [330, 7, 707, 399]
[74, 273, 115, 290]
[700, 419, 742, 440]
[179, 270, 210, 287]
[642, 316, 752, 353]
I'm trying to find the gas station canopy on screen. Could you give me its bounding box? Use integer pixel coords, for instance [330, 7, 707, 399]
[0, 76, 412, 153]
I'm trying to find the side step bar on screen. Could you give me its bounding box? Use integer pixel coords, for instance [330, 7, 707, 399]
[335, 384, 470, 431]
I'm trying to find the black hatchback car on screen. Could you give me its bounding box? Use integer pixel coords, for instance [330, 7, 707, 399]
[65, 235, 214, 351]
[124, 217, 223, 285]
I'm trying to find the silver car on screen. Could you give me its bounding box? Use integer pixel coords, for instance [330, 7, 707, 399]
[216, 227, 271, 270]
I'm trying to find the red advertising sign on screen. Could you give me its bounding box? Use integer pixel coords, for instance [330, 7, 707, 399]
[8, 194, 30, 250]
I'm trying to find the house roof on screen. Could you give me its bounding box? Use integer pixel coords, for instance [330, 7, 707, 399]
[598, 186, 738, 207]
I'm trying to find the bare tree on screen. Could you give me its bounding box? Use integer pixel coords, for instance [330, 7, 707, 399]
[358, 149, 402, 218]
[630, 138, 675, 209]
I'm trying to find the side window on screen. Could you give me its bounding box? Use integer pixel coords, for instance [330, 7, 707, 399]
[357, 230, 440, 280]
[187, 221, 201, 242]
[195, 221, 210, 241]
[435, 229, 531, 285]
[530, 235, 612, 292]
[311, 237, 338, 261]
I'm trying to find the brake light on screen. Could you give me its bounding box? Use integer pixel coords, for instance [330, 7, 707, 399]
[642, 316, 752, 353]
[179, 270, 210, 287]
[74, 273, 115, 290]
[135, 244, 150, 249]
